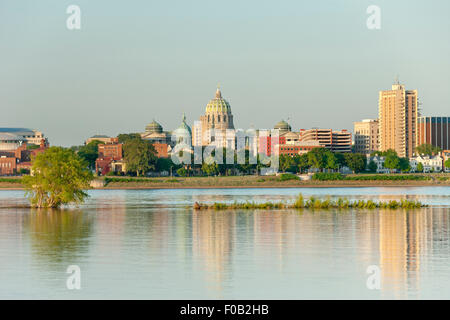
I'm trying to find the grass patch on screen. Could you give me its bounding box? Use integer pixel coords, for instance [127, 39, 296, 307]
[312, 173, 431, 181]
[278, 173, 300, 181]
[193, 193, 427, 210]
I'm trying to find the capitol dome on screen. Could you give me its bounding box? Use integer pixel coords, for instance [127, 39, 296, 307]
[205, 88, 232, 113]
[145, 120, 163, 133]
[174, 113, 192, 136]
[274, 120, 291, 133]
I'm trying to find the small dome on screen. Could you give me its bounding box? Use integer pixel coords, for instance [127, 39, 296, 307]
[205, 87, 232, 114]
[174, 113, 192, 136]
[145, 120, 163, 133]
[274, 120, 291, 133]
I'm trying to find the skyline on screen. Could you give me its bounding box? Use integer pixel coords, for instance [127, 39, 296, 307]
[1, 0, 450, 146]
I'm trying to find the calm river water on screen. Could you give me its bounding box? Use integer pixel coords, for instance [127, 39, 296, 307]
[0, 187, 449, 299]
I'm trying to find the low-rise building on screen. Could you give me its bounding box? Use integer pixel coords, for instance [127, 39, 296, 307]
[85, 135, 117, 145]
[95, 141, 125, 176]
[276, 141, 322, 156]
[0, 128, 47, 150]
[354, 119, 379, 155]
[366, 155, 392, 174]
[410, 155, 444, 173]
[0, 139, 48, 175]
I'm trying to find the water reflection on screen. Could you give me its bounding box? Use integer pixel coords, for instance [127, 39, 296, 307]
[24, 209, 93, 264]
[0, 188, 449, 299]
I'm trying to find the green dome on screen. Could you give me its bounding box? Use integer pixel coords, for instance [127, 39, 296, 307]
[145, 120, 163, 133]
[205, 88, 232, 113]
[175, 113, 192, 135]
[274, 120, 291, 132]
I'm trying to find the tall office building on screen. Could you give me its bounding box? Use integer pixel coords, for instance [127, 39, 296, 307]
[417, 116, 450, 151]
[378, 82, 418, 158]
[353, 119, 379, 155]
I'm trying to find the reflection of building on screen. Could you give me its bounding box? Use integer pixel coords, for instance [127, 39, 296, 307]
[0, 128, 47, 150]
[354, 119, 379, 154]
[192, 210, 235, 297]
[299, 128, 352, 153]
[379, 82, 418, 158]
[193, 87, 235, 147]
[417, 116, 450, 151]
[378, 209, 430, 299]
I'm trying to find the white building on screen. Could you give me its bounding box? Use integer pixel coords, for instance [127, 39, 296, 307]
[0, 128, 46, 150]
[409, 155, 443, 173]
[366, 155, 392, 174]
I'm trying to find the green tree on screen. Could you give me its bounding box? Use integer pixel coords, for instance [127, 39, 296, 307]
[123, 138, 157, 176]
[399, 157, 411, 173]
[367, 160, 377, 173]
[307, 148, 328, 171]
[344, 153, 366, 173]
[384, 150, 400, 172]
[176, 168, 187, 177]
[22, 147, 93, 208]
[296, 153, 310, 174]
[415, 143, 442, 156]
[445, 159, 450, 170]
[77, 140, 105, 169]
[325, 152, 338, 171]
[279, 154, 296, 172]
[202, 157, 219, 176]
[117, 133, 142, 144]
[416, 162, 424, 173]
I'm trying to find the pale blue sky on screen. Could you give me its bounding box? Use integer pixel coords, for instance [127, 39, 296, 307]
[1, 0, 449, 146]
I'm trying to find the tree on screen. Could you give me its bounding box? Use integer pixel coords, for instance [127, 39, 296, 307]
[384, 151, 400, 172]
[344, 153, 366, 173]
[367, 160, 377, 173]
[176, 168, 187, 177]
[22, 147, 93, 208]
[415, 143, 442, 156]
[325, 152, 338, 171]
[123, 138, 157, 176]
[117, 133, 142, 144]
[279, 154, 296, 172]
[77, 140, 105, 169]
[202, 157, 219, 176]
[307, 148, 328, 171]
[296, 153, 310, 174]
[399, 157, 411, 173]
[416, 162, 424, 173]
[445, 159, 450, 170]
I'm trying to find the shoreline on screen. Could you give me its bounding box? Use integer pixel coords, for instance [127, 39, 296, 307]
[1, 182, 449, 191]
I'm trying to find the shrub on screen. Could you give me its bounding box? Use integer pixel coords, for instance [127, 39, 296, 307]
[278, 173, 300, 181]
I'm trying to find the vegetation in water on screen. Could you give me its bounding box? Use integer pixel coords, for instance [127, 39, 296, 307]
[193, 194, 427, 211]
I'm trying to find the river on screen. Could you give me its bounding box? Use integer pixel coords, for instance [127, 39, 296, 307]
[0, 187, 449, 299]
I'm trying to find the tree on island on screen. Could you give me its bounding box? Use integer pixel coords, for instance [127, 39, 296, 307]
[23, 147, 93, 208]
[415, 143, 442, 156]
[367, 160, 377, 173]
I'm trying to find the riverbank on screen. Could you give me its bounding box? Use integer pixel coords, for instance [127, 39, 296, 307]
[1, 174, 449, 190]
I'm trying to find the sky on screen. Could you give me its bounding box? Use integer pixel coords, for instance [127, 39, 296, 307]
[1, 0, 449, 146]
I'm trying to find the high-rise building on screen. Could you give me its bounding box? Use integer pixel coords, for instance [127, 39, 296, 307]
[417, 116, 450, 151]
[193, 86, 235, 147]
[378, 82, 418, 158]
[299, 128, 352, 153]
[354, 119, 379, 155]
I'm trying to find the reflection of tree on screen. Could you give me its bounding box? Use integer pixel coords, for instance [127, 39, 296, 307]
[25, 209, 93, 263]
